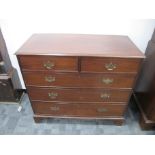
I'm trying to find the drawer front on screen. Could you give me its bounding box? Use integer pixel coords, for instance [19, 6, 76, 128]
[81, 57, 141, 73]
[23, 72, 136, 88]
[18, 55, 78, 71]
[28, 87, 131, 103]
[32, 101, 126, 117]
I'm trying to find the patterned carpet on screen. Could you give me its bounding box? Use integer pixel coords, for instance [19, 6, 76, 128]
[0, 94, 154, 135]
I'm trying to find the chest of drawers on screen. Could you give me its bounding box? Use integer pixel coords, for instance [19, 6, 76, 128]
[16, 34, 144, 125]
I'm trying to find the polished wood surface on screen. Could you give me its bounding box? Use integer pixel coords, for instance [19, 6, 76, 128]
[81, 57, 141, 73]
[18, 55, 78, 72]
[16, 34, 144, 58]
[23, 72, 136, 88]
[32, 101, 126, 117]
[16, 34, 144, 124]
[28, 87, 131, 103]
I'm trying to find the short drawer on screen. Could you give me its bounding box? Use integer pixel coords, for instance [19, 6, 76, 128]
[81, 57, 141, 73]
[28, 87, 131, 103]
[32, 101, 126, 117]
[23, 72, 136, 88]
[18, 55, 78, 72]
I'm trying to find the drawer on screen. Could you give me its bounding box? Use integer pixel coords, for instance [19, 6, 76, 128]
[23, 72, 136, 88]
[32, 101, 126, 117]
[18, 55, 78, 72]
[28, 87, 131, 103]
[81, 57, 141, 73]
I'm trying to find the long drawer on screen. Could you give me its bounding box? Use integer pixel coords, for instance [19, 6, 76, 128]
[18, 55, 78, 72]
[28, 87, 131, 103]
[32, 101, 126, 117]
[81, 57, 141, 73]
[23, 72, 136, 88]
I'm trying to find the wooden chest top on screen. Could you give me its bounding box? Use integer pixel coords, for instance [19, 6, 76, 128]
[16, 34, 144, 58]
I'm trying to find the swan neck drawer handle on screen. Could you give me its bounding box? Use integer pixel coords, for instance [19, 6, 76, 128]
[43, 61, 55, 69]
[50, 106, 59, 111]
[48, 92, 58, 99]
[102, 78, 113, 84]
[100, 93, 110, 99]
[45, 76, 56, 82]
[105, 62, 116, 71]
[97, 108, 108, 112]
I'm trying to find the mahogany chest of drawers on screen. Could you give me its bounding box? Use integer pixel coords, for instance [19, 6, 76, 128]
[16, 34, 144, 125]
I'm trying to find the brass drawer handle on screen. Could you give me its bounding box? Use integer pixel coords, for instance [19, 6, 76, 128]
[45, 76, 55, 82]
[97, 108, 108, 112]
[48, 92, 58, 99]
[102, 78, 113, 84]
[43, 61, 55, 69]
[50, 106, 59, 111]
[100, 93, 110, 99]
[105, 62, 116, 71]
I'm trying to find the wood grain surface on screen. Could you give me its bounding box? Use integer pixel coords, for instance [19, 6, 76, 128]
[23, 71, 136, 88]
[32, 101, 126, 117]
[27, 87, 131, 103]
[16, 34, 144, 58]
